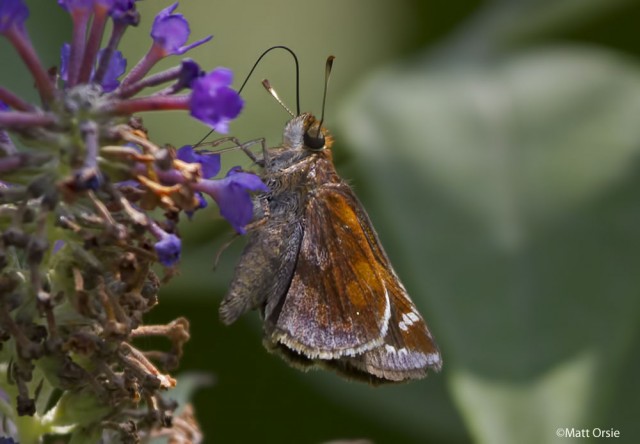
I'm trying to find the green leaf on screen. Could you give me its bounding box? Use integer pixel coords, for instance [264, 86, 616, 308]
[338, 46, 640, 443]
[46, 389, 111, 428]
[342, 47, 640, 247]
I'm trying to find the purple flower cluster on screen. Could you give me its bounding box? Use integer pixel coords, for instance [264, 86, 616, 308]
[0, 0, 266, 267]
[0, 0, 244, 127]
[0, 3, 265, 440]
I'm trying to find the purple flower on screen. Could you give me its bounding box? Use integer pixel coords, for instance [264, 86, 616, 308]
[72, 168, 102, 191]
[154, 232, 181, 266]
[177, 145, 220, 179]
[195, 167, 268, 234]
[0, 0, 29, 34]
[97, 48, 126, 91]
[109, 0, 138, 24]
[151, 2, 212, 56]
[0, 437, 17, 444]
[53, 239, 65, 254]
[185, 192, 208, 220]
[58, 0, 117, 11]
[60, 43, 126, 91]
[190, 68, 243, 133]
[176, 59, 203, 89]
[57, 0, 93, 13]
[60, 43, 70, 82]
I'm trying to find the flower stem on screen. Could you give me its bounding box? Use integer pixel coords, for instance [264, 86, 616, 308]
[0, 111, 57, 128]
[0, 86, 35, 112]
[118, 44, 164, 90]
[67, 9, 91, 87]
[115, 65, 182, 99]
[104, 94, 190, 115]
[78, 5, 109, 84]
[5, 28, 55, 104]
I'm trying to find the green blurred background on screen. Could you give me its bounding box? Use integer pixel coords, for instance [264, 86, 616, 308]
[4, 0, 640, 442]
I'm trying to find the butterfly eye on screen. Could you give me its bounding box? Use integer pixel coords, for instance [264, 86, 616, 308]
[304, 130, 325, 150]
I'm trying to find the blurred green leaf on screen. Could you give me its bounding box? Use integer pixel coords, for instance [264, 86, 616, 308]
[433, 0, 637, 61]
[450, 352, 597, 444]
[339, 46, 640, 443]
[341, 47, 640, 247]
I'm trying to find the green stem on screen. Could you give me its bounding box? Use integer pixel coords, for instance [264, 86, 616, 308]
[15, 413, 46, 444]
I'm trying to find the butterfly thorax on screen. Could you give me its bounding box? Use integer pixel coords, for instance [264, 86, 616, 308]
[262, 113, 340, 199]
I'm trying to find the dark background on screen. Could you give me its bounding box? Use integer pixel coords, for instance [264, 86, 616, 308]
[3, 1, 640, 443]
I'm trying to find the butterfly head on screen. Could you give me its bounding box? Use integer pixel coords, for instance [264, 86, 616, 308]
[284, 113, 334, 152]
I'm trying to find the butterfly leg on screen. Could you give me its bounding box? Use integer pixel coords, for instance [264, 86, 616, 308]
[194, 137, 267, 167]
[235, 137, 269, 167]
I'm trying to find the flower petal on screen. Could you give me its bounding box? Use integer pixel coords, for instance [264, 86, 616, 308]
[176, 58, 203, 90]
[109, 0, 139, 25]
[185, 191, 208, 220]
[189, 68, 243, 133]
[196, 168, 267, 233]
[154, 233, 181, 266]
[59, 43, 71, 82]
[57, 0, 93, 13]
[97, 49, 127, 92]
[177, 145, 221, 178]
[150, 2, 211, 56]
[0, 0, 29, 34]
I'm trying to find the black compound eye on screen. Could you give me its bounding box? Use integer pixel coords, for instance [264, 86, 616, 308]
[304, 130, 325, 150]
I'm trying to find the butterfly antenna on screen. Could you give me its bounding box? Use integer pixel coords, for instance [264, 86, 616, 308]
[194, 45, 301, 146]
[239, 46, 301, 115]
[262, 79, 295, 117]
[316, 56, 335, 137]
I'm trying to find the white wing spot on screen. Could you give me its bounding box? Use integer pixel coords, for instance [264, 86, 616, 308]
[426, 352, 441, 366]
[398, 348, 408, 356]
[401, 311, 421, 327]
[379, 284, 391, 338]
[407, 311, 420, 323]
[385, 344, 396, 354]
[399, 321, 408, 331]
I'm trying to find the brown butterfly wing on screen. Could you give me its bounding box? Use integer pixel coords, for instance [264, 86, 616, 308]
[342, 195, 442, 381]
[268, 181, 441, 382]
[340, 282, 442, 381]
[220, 197, 304, 325]
[267, 185, 391, 359]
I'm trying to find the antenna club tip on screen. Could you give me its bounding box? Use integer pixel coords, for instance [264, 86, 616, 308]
[327, 56, 335, 68]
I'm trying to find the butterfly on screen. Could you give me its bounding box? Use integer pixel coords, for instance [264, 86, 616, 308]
[219, 104, 442, 383]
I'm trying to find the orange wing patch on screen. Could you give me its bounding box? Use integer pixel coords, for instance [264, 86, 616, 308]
[270, 186, 390, 359]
